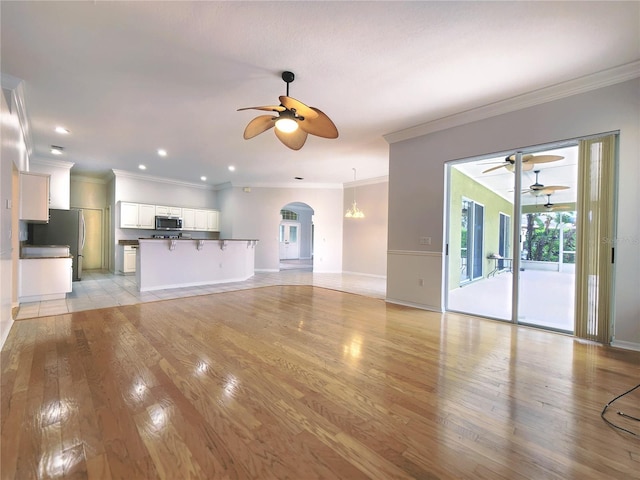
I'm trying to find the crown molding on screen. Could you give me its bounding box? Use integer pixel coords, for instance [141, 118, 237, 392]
[112, 169, 215, 190]
[3, 79, 34, 158]
[344, 175, 389, 188]
[226, 181, 343, 190]
[384, 61, 640, 144]
[30, 157, 75, 170]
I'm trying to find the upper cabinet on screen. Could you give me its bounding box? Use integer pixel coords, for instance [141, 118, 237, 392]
[120, 202, 155, 229]
[156, 205, 182, 217]
[19, 172, 50, 222]
[182, 208, 196, 230]
[120, 202, 219, 232]
[206, 209, 219, 232]
[29, 159, 74, 210]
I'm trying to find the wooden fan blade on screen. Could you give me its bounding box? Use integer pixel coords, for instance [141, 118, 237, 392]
[482, 164, 507, 174]
[238, 105, 285, 112]
[279, 96, 319, 119]
[243, 115, 276, 139]
[527, 154, 564, 164]
[275, 125, 308, 150]
[298, 108, 339, 138]
[542, 185, 571, 193]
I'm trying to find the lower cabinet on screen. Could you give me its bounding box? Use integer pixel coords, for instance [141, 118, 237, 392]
[119, 245, 138, 274]
[19, 258, 72, 302]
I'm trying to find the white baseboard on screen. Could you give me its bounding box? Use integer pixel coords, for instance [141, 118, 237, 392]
[610, 340, 640, 352]
[385, 298, 443, 313]
[342, 271, 386, 279]
[254, 268, 279, 273]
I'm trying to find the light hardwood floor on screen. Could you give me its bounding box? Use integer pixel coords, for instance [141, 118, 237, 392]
[2, 286, 639, 479]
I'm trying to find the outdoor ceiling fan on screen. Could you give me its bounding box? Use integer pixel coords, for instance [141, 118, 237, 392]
[482, 153, 564, 174]
[522, 170, 570, 196]
[538, 193, 571, 212]
[237, 71, 339, 150]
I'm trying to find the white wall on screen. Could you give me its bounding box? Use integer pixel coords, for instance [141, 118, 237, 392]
[343, 179, 388, 277]
[387, 78, 640, 349]
[219, 185, 343, 273]
[113, 170, 217, 209]
[0, 87, 29, 348]
[110, 170, 219, 268]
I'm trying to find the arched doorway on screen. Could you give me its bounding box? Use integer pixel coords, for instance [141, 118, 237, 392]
[279, 202, 314, 271]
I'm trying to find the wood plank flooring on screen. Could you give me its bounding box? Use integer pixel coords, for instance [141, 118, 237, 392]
[2, 286, 639, 479]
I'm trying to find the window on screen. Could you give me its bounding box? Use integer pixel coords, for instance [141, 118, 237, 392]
[280, 210, 298, 221]
[461, 198, 484, 282]
[498, 213, 510, 270]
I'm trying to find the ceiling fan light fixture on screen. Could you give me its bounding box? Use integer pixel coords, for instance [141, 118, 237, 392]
[238, 70, 337, 149]
[275, 117, 298, 133]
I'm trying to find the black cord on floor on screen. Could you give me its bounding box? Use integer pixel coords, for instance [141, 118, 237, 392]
[601, 383, 640, 436]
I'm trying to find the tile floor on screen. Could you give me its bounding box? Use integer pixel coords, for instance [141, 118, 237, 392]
[16, 268, 387, 320]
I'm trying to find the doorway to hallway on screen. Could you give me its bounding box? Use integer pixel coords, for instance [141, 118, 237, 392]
[279, 202, 314, 272]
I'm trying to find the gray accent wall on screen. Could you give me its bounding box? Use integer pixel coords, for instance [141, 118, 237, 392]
[387, 78, 640, 350]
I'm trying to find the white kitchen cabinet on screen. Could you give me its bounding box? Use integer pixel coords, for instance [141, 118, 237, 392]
[194, 209, 208, 231]
[182, 208, 195, 230]
[29, 158, 73, 210]
[120, 202, 156, 229]
[206, 210, 219, 231]
[182, 208, 219, 232]
[121, 245, 137, 274]
[156, 205, 182, 217]
[19, 257, 72, 302]
[19, 172, 50, 222]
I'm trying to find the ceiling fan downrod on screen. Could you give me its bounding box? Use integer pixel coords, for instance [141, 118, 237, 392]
[282, 71, 295, 97]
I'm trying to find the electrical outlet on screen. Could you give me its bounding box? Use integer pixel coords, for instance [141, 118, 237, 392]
[419, 236, 432, 245]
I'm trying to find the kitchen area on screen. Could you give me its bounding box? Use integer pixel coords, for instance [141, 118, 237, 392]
[16, 162, 258, 318]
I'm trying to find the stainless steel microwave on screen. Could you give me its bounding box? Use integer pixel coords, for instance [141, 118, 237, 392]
[155, 215, 183, 231]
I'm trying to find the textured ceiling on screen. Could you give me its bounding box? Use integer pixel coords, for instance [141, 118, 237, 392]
[1, 1, 638, 187]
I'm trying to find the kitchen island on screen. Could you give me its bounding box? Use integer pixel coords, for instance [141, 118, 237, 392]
[136, 238, 258, 292]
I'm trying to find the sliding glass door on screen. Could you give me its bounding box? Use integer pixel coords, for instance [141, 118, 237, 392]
[446, 143, 587, 331]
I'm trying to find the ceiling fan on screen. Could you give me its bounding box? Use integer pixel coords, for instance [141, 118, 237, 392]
[482, 153, 564, 174]
[536, 193, 572, 212]
[522, 170, 570, 196]
[237, 71, 338, 150]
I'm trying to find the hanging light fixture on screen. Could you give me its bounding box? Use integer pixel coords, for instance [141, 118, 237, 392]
[345, 168, 365, 219]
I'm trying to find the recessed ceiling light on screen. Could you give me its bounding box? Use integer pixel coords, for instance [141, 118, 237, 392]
[200, 176, 207, 181]
[138, 164, 147, 170]
[50, 145, 63, 155]
[157, 149, 167, 157]
[55, 126, 70, 134]
[228, 165, 235, 172]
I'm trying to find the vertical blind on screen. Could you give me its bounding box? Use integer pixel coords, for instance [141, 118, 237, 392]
[574, 134, 616, 343]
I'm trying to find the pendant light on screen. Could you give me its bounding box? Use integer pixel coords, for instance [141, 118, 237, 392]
[345, 168, 365, 219]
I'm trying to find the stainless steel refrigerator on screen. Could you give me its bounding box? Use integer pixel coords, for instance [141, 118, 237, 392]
[30, 208, 85, 281]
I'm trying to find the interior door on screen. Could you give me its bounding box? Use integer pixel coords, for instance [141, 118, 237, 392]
[279, 222, 300, 260]
[83, 208, 103, 270]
